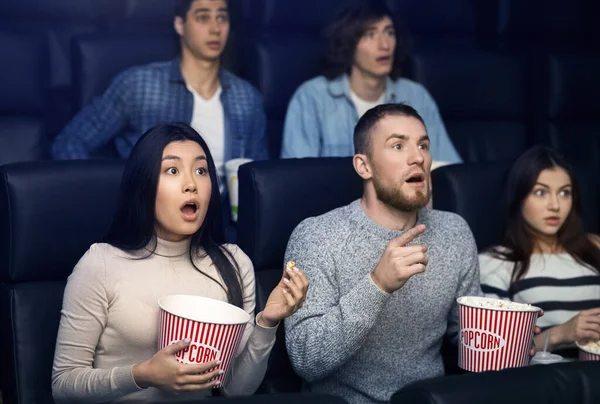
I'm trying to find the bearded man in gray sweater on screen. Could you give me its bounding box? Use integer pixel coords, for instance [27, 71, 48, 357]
[283, 103, 483, 403]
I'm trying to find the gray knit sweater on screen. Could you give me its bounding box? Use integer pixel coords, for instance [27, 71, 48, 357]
[284, 200, 482, 404]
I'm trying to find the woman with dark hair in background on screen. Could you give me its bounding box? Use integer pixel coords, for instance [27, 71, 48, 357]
[52, 123, 308, 403]
[480, 146, 600, 352]
[280, 0, 461, 164]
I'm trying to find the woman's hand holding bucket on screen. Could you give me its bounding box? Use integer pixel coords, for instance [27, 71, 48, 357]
[554, 308, 600, 345]
[133, 339, 222, 392]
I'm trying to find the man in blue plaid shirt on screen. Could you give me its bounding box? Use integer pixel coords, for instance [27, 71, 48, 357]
[52, 0, 268, 192]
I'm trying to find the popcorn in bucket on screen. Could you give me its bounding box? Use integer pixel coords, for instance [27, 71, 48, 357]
[577, 340, 600, 361]
[458, 296, 541, 372]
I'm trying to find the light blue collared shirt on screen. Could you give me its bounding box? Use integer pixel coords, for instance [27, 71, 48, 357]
[281, 74, 462, 164]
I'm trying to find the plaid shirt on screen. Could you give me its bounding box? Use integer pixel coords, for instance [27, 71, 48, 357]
[52, 59, 268, 161]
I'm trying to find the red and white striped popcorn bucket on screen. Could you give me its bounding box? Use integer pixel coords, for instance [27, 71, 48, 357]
[158, 295, 250, 387]
[457, 296, 541, 372]
[577, 342, 600, 361]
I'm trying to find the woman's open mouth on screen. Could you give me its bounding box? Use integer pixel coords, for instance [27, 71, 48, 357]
[180, 200, 199, 221]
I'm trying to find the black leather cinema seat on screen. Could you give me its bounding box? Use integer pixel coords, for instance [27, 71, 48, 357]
[0, 0, 102, 89]
[239, 0, 341, 158]
[0, 32, 48, 164]
[410, 50, 531, 163]
[242, 37, 325, 158]
[0, 160, 125, 404]
[432, 161, 513, 251]
[544, 54, 600, 175]
[237, 157, 362, 392]
[432, 160, 599, 251]
[391, 361, 600, 404]
[72, 34, 179, 109]
[140, 392, 348, 404]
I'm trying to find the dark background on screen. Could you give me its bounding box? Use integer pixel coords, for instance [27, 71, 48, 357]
[1, 0, 599, 167]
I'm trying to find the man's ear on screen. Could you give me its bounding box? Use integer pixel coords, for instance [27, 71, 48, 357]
[353, 153, 373, 180]
[174, 16, 185, 37]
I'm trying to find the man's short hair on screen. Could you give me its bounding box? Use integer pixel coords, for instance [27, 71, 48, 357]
[354, 103, 426, 156]
[175, 0, 195, 19]
[323, 0, 409, 81]
[175, 0, 229, 19]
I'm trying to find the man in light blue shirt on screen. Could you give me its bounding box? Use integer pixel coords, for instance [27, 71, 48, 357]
[281, 0, 461, 164]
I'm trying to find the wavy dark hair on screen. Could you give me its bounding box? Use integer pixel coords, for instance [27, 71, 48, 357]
[490, 146, 600, 296]
[104, 122, 243, 308]
[323, 0, 408, 80]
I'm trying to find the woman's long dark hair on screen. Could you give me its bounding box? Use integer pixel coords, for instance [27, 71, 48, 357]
[104, 122, 243, 308]
[323, 0, 408, 80]
[491, 146, 600, 295]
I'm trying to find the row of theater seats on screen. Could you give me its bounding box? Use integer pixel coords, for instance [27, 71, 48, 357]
[2, 0, 600, 165]
[2, 25, 600, 169]
[239, 0, 600, 48]
[1, 0, 598, 89]
[2, 157, 600, 403]
[247, 48, 600, 163]
[0, 0, 242, 89]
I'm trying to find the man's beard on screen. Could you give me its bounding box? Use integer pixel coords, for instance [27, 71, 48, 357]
[372, 173, 429, 212]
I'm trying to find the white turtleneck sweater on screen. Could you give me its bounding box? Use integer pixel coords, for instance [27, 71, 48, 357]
[52, 238, 277, 403]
